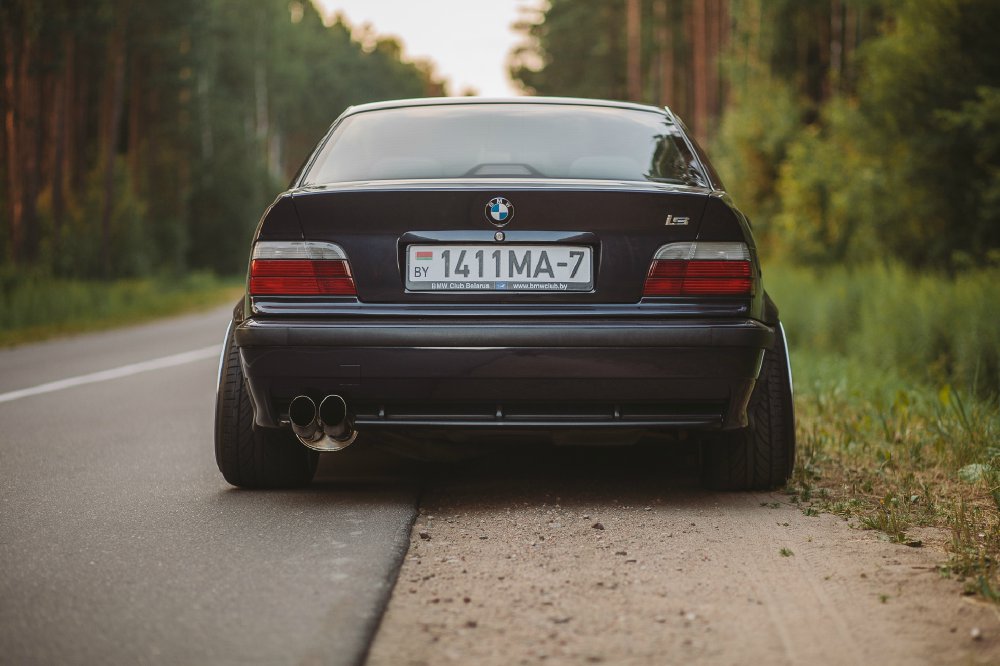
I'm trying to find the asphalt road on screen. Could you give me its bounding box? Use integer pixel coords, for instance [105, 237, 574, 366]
[3, 307, 998, 665]
[0, 306, 419, 665]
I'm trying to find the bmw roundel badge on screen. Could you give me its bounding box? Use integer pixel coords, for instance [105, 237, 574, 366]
[486, 197, 514, 226]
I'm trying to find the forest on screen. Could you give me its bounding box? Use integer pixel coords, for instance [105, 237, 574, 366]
[4, 0, 998, 277]
[512, 0, 1000, 270]
[0, 0, 441, 280]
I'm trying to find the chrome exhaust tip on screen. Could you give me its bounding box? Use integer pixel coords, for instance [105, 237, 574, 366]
[288, 394, 357, 452]
[289, 395, 322, 444]
[318, 394, 357, 451]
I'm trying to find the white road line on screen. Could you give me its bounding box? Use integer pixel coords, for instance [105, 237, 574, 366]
[0, 345, 221, 404]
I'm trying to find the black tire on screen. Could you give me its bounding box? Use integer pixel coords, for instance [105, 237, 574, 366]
[702, 323, 796, 491]
[215, 326, 318, 488]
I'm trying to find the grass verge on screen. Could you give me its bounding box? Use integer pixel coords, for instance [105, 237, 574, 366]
[0, 271, 242, 347]
[787, 349, 999, 601]
[764, 262, 999, 600]
[765, 262, 1000, 399]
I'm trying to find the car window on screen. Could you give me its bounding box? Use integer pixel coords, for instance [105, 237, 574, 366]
[303, 104, 708, 187]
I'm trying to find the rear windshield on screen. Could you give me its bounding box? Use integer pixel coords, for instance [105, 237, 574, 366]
[302, 104, 708, 187]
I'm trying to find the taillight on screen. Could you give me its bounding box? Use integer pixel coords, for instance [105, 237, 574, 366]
[643, 242, 753, 296]
[249, 241, 356, 296]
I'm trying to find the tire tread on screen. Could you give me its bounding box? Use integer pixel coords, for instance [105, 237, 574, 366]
[214, 328, 318, 488]
[703, 324, 795, 491]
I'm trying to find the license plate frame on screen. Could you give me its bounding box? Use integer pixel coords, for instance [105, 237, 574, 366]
[405, 244, 594, 292]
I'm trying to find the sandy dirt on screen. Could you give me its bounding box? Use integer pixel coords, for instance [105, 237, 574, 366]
[367, 445, 999, 665]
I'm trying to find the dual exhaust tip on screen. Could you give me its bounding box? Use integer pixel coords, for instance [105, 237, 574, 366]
[288, 395, 357, 452]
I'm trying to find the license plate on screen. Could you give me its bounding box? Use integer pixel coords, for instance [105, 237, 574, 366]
[406, 245, 593, 292]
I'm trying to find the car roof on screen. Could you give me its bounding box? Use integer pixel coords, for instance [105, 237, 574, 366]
[341, 96, 674, 120]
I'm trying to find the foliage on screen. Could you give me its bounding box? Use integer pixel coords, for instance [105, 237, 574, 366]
[511, 0, 627, 100]
[712, 77, 802, 244]
[724, 0, 1000, 269]
[853, 0, 1000, 266]
[766, 262, 1000, 399]
[35, 160, 151, 278]
[771, 99, 886, 264]
[513, 0, 1000, 269]
[0, 0, 441, 278]
[511, 0, 731, 144]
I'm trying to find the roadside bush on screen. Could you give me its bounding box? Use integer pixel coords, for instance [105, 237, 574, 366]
[35, 160, 150, 279]
[772, 99, 886, 265]
[765, 262, 1000, 398]
[0, 269, 239, 346]
[712, 76, 802, 250]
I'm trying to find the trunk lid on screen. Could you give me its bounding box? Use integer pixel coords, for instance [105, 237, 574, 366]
[289, 179, 711, 304]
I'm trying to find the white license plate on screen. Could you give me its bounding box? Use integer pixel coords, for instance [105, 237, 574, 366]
[406, 245, 593, 292]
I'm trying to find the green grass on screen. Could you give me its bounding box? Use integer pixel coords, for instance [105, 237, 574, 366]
[0, 271, 242, 347]
[762, 262, 998, 599]
[785, 337, 999, 600]
[764, 262, 1000, 399]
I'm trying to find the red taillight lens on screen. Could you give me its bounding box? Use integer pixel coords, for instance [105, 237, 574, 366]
[644, 259, 752, 296]
[250, 259, 356, 295]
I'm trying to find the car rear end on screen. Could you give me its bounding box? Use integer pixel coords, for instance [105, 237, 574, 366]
[233, 98, 774, 449]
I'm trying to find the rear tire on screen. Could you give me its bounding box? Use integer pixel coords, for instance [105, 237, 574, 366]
[702, 323, 795, 491]
[215, 326, 318, 488]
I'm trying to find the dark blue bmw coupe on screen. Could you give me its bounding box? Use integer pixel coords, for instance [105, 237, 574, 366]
[215, 97, 795, 490]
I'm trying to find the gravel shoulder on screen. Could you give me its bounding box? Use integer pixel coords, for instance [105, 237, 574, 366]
[367, 445, 999, 666]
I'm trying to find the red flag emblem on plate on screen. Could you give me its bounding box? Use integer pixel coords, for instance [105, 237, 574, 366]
[415, 251, 433, 260]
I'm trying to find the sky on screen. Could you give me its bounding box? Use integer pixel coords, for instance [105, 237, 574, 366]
[313, 0, 543, 97]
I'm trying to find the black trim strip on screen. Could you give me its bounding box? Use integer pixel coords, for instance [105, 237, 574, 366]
[235, 318, 773, 349]
[353, 417, 722, 429]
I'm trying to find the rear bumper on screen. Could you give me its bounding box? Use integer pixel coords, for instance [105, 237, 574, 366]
[235, 317, 773, 432]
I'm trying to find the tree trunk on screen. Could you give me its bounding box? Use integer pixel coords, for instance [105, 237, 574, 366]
[831, 0, 844, 93]
[655, 0, 674, 107]
[101, 18, 127, 278]
[717, 0, 730, 118]
[128, 50, 142, 196]
[678, 0, 693, 123]
[691, 0, 708, 144]
[2, 20, 23, 263]
[626, 0, 642, 102]
[607, 3, 625, 100]
[51, 35, 70, 258]
[796, 12, 809, 100]
[254, 20, 268, 146]
[66, 31, 83, 194]
[845, 4, 864, 91]
[20, 25, 41, 262]
[705, 0, 718, 124]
